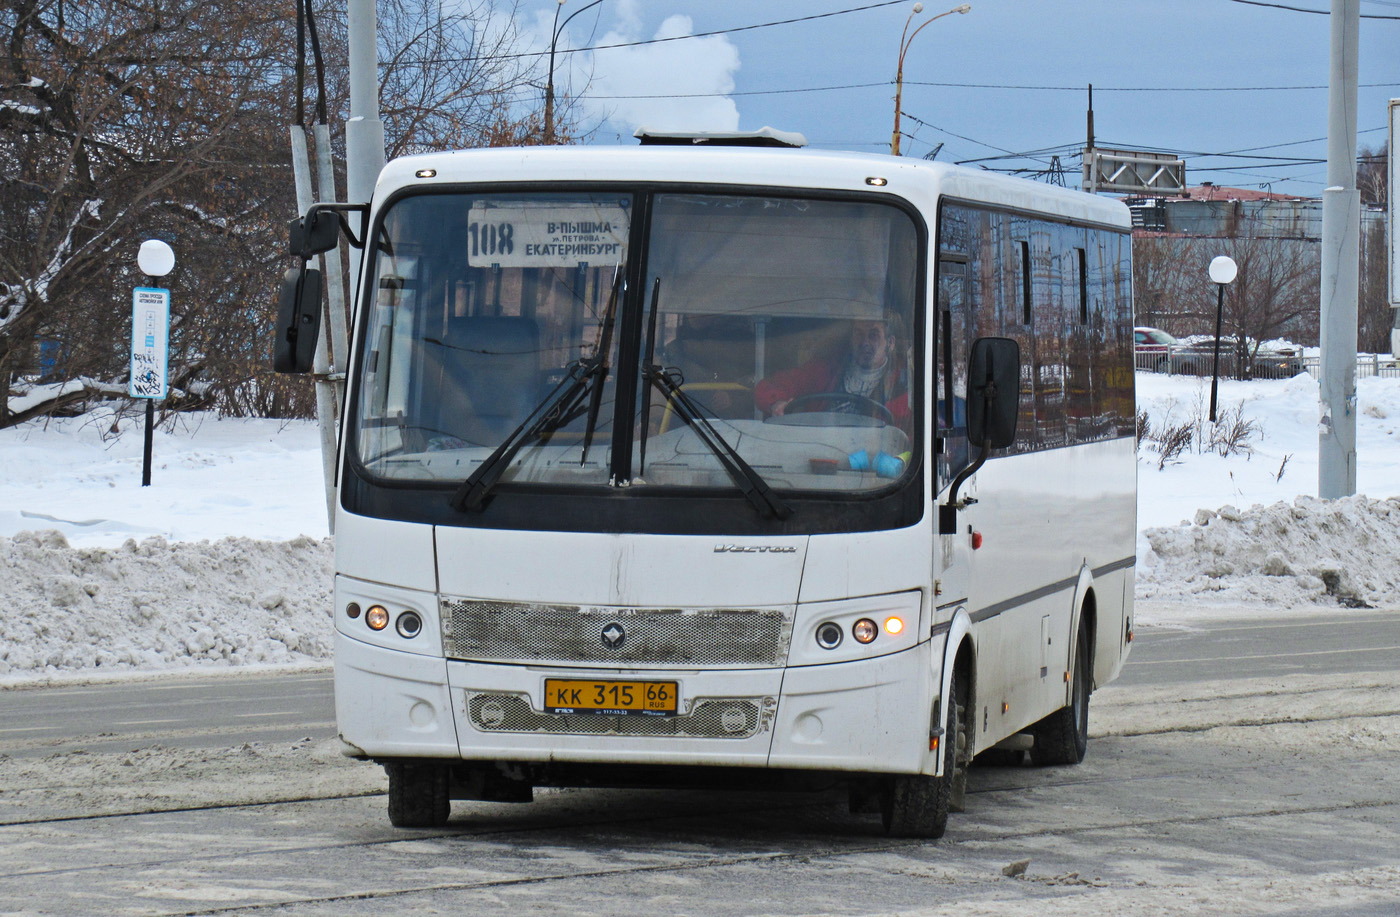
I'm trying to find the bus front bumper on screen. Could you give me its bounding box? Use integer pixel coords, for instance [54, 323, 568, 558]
[335, 632, 941, 776]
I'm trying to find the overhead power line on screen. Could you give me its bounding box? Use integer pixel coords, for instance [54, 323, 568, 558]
[586, 81, 889, 100]
[411, 1, 911, 66]
[1228, 0, 1400, 18]
[904, 80, 1400, 92]
[578, 80, 1400, 102]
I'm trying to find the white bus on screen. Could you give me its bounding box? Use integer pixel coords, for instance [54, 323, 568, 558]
[276, 134, 1136, 838]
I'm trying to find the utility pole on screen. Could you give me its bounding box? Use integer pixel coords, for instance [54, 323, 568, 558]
[1319, 0, 1360, 498]
[346, 0, 386, 229]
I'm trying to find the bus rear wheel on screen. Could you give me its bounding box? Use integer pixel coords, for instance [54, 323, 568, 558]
[1031, 627, 1090, 766]
[386, 760, 451, 828]
[881, 675, 967, 838]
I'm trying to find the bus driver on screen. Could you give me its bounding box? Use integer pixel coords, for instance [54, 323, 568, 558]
[754, 316, 911, 430]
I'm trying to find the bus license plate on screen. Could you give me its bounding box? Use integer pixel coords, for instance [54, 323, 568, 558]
[544, 679, 678, 716]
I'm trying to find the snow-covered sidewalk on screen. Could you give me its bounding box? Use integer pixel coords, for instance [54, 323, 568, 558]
[2, 371, 1397, 684]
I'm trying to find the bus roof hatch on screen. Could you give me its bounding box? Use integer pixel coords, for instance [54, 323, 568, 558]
[634, 126, 808, 149]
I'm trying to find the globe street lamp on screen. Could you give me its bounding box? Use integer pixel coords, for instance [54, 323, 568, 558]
[1207, 254, 1238, 422]
[892, 3, 971, 156]
[545, 0, 603, 144]
[134, 240, 175, 486]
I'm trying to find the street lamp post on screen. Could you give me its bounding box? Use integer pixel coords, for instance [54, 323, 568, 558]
[545, 0, 603, 144]
[892, 2, 970, 156]
[134, 240, 175, 487]
[1207, 254, 1238, 423]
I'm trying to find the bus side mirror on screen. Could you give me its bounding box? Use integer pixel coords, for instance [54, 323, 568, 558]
[288, 209, 341, 258]
[966, 337, 1020, 449]
[273, 267, 323, 374]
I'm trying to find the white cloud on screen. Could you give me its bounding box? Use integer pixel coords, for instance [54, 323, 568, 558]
[560, 9, 742, 137]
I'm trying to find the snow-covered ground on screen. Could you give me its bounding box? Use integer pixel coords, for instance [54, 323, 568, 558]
[2, 372, 1397, 683]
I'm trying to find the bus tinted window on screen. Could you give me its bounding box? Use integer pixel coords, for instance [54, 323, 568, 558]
[350, 190, 923, 498]
[635, 194, 920, 493]
[354, 192, 632, 484]
[937, 201, 1133, 457]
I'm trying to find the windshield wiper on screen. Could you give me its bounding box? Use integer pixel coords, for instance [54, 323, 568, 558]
[451, 269, 623, 512]
[638, 280, 790, 520]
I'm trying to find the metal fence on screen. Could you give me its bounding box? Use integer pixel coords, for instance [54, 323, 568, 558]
[1136, 348, 1400, 380]
[1298, 354, 1400, 379]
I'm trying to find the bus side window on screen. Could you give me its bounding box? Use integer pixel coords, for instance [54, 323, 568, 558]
[937, 259, 970, 490]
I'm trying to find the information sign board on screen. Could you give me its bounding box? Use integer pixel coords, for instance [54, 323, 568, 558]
[130, 287, 170, 399]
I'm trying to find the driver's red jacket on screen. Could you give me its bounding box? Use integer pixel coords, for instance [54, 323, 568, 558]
[753, 358, 911, 431]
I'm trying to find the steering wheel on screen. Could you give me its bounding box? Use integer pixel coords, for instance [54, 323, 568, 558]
[783, 392, 894, 425]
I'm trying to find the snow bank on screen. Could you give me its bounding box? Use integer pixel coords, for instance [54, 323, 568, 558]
[0, 409, 329, 549]
[1138, 494, 1400, 608]
[0, 530, 334, 681]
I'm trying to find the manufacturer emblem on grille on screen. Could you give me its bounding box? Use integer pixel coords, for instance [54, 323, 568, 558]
[600, 622, 626, 649]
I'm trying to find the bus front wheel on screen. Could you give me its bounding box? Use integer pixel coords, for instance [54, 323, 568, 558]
[386, 760, 451, 828]
[881, 674, 967, 838]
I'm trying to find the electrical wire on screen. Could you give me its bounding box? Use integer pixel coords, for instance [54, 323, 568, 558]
[1229, 0, 1400, 18]
[411, 0, 912, 66]
[575, 80, 1400, 102]
[304, 0, 328, 125]
[903, 80, 1400, 92]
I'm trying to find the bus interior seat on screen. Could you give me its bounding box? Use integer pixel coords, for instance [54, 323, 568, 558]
[434, 316, 541, 445]
[660, 314, 756, 420]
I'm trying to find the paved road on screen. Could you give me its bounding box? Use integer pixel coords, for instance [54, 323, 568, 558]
[1, 605, 1398, 915]
[2, 606, 1397, 757]
[0, 670, 335, 759]
[1118, 607, 1400, 687]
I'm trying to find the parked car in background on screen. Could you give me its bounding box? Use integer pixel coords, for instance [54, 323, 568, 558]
[1134, 326, 1206, 375]
[1250, 342, 1305, 379]
[1134, 326, 1304, 379]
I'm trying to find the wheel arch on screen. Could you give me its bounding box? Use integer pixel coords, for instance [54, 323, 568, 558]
[1068, 565, 1099, 693]
[931, 608, 975, 774]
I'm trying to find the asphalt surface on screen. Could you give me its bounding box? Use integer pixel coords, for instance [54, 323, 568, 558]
[1, 603, 1397, 915]
[2, 607, 1398, 757]
[1116, 607, 1400, 687]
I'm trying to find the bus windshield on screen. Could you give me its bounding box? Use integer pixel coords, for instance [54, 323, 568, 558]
[351, 189, 921, 501]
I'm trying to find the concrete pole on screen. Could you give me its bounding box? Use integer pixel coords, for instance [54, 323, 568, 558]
[1319, 0, 1360, 498]
[346, 0, 386, 216]
[290, 126, 339, 531]
[1390, 100, 1400, 357]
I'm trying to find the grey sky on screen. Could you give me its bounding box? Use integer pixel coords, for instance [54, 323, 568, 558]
[527, 0, 1400, 195]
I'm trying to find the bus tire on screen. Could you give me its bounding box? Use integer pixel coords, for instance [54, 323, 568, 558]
[1030, 626, 1090, 766]
[881, 674, 966, 838]
[386, 760, 450, 828]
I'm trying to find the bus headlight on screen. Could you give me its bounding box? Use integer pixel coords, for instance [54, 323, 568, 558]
[395, 611, 423, 639]
[852, 618, 878, 644]
[815, 621, 844, 650]
[366, 605, 390, 631]
[884, 616, 905, 636]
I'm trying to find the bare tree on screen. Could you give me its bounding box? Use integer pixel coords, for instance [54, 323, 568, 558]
[1358, 143, 1387, 209]
[1, 0, 579, 427]
[0, 0, 293, 423]
[1217, 221, 1320, 373]
[1132, 233, 1206, 335]
[1134, 208, 1320, 373]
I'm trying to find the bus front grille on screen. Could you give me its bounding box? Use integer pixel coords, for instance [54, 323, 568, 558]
[440, 601, 792, 667]
[466, 692, 773, 739]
